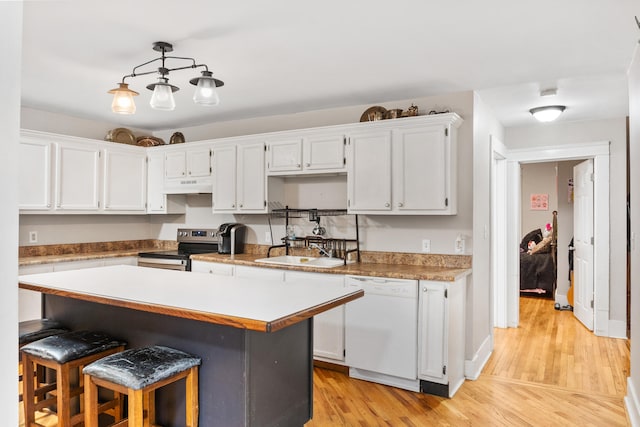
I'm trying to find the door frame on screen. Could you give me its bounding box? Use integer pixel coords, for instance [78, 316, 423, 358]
[503, 141, 610, 335]
[491, 136, 508, 328]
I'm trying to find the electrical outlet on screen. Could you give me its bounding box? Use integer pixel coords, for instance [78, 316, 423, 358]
[455, 235, 465, 254]
[421, 239, 431, 253]
[265, 231, 272, 244]
[29, 231, 38, 243]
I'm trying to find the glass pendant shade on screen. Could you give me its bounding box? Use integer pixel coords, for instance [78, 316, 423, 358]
[191, 71, 222, 106]
[529, 105, 566, 122]
[148, 78, 177, 111]
[108, 83, 138, 114]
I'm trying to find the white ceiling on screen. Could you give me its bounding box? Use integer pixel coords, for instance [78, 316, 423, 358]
[20, 1, 639, 132]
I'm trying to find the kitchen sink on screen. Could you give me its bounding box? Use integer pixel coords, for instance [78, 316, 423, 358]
[254, 255, 346, 269]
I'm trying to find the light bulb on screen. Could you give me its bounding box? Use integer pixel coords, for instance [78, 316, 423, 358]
[108, 83, 138, 114]
[149, 78, 177, 111]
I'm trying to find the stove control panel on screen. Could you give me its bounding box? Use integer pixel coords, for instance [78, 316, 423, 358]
[177, 228, 219, 243]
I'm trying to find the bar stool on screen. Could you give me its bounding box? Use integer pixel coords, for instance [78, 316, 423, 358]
[19, 319, 69, 402]
[21, 330, 126, 427]
[83, 345, 201, 427]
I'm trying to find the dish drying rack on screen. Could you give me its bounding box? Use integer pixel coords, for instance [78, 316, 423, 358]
[267, 207, 360, 264]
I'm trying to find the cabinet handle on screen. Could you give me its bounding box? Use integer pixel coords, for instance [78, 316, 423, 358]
[423, 287, 428, 292]
[398, 202, 404, 207]
[305, 163, 311, 167]
[385, 202, 390, 207]
[46, 204, 51, 208]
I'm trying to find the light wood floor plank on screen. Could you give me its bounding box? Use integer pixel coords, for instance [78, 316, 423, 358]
[20, 297, 630, 426]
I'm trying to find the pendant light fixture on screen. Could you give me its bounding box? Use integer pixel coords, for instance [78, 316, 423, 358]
[108, 41, 224, 114]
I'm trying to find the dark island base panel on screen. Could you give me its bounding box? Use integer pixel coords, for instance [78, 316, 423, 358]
[45, 295, 313, 427]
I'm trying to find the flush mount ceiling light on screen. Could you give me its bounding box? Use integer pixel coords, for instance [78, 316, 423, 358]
[529, 105, 566, 122]
[108, 41, 224, 114]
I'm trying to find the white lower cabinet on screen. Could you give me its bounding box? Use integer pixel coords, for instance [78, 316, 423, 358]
[418, 277, 466, 397]
[191, 260, 235, 276]
[285, 271, 345, 363]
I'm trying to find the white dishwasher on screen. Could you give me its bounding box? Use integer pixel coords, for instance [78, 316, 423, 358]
[345, 275, 419, 392]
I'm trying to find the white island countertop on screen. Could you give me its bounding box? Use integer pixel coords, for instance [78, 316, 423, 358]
[19, 265, 363, 332]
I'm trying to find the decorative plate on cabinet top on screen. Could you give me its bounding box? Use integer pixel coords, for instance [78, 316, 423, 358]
[136, 136, 165, 147]
[170, 132, 185, 144]
[106, 128, 136, 145]
[360, 106, 387, 122]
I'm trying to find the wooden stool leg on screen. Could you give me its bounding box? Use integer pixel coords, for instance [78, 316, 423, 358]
[83, 374, 99, 427]
[144, 389, 154, 427]
[57, 363, 71, 427]
[186, 366, 199, 427]
[22, 354, 36, 426]
[129, 388, 144, 426]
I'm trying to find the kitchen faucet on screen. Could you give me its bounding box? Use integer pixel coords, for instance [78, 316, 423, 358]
[309, 243, 334, 258]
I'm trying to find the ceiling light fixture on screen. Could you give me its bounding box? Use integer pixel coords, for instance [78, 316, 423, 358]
[529, 105, 566, 122]
[108, 41, 224, 114]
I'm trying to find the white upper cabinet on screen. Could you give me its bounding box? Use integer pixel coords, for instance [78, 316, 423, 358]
[163, 143, 213, 194]
[55, 139, 101, 211]
[347, 114, 462, 215]
[19, 135, 53, 210]
[346, 130, 393, 212]
[19, 130, 147, 214]
[266, 131, 346, 175]
[102, 144, 147, 212]
[146, 150, 186, 214]
[212, 140, 267, 213]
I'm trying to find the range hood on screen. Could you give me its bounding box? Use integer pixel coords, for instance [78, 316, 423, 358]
[164, 176, 213, 194]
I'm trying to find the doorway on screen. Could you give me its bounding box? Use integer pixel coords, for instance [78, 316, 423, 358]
[497, 142, 610, 335]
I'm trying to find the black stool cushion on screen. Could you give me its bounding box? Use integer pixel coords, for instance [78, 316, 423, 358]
[19, 319, 68, 345]
[21, 330, 126, 364]
[83, 345, 201, 390]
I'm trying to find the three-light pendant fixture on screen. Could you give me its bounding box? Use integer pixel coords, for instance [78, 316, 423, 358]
[108, 41, 224, 114]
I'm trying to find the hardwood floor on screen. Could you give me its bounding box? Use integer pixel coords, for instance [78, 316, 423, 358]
[20, 297, 630, 426]
[307, 297, 630, 426]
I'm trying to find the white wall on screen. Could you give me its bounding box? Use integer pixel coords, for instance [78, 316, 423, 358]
[625, 44, 640, 425]
[2, 3, 22, 425]
[470, 92, 505, 371]
[520, 162, 558, 236]
[506, 118, 627, 324]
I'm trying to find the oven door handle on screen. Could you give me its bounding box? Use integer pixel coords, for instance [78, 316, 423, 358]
[138, 257, 187, 267]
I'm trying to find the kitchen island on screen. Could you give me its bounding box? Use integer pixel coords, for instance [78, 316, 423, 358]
[18, 265, 363, 427]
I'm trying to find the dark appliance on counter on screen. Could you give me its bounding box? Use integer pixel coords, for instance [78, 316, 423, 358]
[137, 228, 220, 271]
[217, 223, 246, 255]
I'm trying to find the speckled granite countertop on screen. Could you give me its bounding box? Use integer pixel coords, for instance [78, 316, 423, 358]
[191, 252, 471, 282]
[19, 241, 472, 282]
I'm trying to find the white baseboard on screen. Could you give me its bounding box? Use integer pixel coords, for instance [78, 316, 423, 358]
[554, 293, 568, 306]
[625, 377, 640, 427]
[464, 334, 493, 380]
[608, 319, 628, 339]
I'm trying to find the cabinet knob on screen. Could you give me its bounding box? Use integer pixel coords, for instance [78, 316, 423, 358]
[398, 202, 404, 207]
[305, 163, 311, 167]
[385, 202, 390, 208]
[232, 204, 235, 208]
[239, 204, 243, 208]
[297, 164, 301, 168]
[423, 287, 428, 292]
[47, 204, 51, 208]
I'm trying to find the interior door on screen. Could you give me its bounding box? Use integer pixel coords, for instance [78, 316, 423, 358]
[573, 159, 594, 330]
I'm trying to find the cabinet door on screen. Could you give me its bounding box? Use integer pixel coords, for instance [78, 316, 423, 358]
[347, 130, 392, 212]
[393, 125, 448, 211]
[418, 281, 448, 383]
[165, 151, 186, 179]
[103, 146, 147, 211]
[303, 134, 346, 172]
[19, 138, 53, 210]
[267, 138, 302, 173]
[191, 260, 235, 276]
[212, 145, 237, 211]
[18, 264, 54, 321]
[55, 141, 100, 211]
[186, 146, 212, 177]
[237, 142, 266, 212]
[286, 271, 345, 361]
[147, 151, 167, 213]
